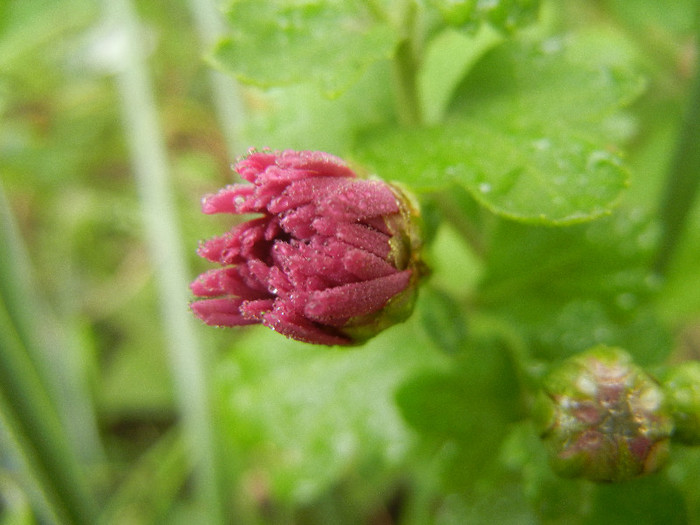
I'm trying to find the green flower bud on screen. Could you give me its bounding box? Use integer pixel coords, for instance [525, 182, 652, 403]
[662, 361, 700, 445]
[533, 346, 673, 482]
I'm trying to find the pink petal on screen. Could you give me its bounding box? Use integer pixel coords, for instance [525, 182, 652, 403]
[197, 233, 236, 263]
[235, 150, 279, 183]
[304, 270, 412, 324]
[272, 240, 354, 288]
[363, 216, 392, 235]
[197, 218, 272, 264]
[262, 306, 351, 346]
[265, 265, 294, 295]
[313, 219, 392, 259]
[190, 298, 257, 327]
[276, 150, 357, 179]
[190, 268, 270, 299]
[201, 185, 255, 214]
[267, 176, 349, 214]
[342, 249, 397, 280]
[279, 204, 318, 238]
[239, 299, 275, 320]
[319, 180, 399, 221]
[255, 166, 312, 187]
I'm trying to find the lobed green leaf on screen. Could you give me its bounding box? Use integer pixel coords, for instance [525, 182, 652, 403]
[477, 209, 671, 364]
[426, 0, 540, 33]
[215, 314, 443, 504]
[355, 29, 645, 224]
[212, 0, 399, 97]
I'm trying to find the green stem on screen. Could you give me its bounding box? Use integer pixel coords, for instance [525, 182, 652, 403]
[434, 187, 487, 258]
[653, 12, 700, 276]
[102, 0, 225, 522]
[469, 312, 546, 403]
[393, 0, 422, 126]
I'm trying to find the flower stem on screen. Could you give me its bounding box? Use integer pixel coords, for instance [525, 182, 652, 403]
[393, 0, 423, 126]
[654, 12, 700, 276]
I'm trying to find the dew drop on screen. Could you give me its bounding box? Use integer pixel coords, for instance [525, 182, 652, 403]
[532, 138, 552, 151]
[577, 375, 598, 396]
[445, 164, 460, 176]
[540, 36, 564, 55]
[593, 325, 612, 341]
[615, 292, 637, 311]
[477, 0, 500, 9]
[586, 150, 616, 171]
[478, 183, 492, 193]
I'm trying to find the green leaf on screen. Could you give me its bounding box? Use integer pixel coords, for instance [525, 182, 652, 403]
[501, 423, 590, 524]
[355, 29, 645, 224]
[658, 199, 700, 320]
[418, 25, 503, 125]
[212, 0, 399, 97]
[357, 121, 630, 223]
[426, 0, 540, 33]
[215, 314, 443, 504]
[477, 209, 672, 364]
[238, 61, 394, 153]
[395, 337, 521, 489]
[584, 476, 687, 525]
[417, 286, 469, 355]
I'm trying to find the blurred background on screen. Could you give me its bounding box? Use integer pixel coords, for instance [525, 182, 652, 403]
[1, 0, 699, 524]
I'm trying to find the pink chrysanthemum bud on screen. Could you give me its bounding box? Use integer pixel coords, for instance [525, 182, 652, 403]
[533, 346, 673, 482]
[189, 149, 425, 346]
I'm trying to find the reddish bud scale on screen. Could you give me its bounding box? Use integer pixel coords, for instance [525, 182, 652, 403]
[533, 346, 673, 482]
[189, 149, 425, 345]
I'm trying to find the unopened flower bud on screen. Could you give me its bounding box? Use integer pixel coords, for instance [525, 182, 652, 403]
[190, 149, 425, 346]
[662, 361, 700, 446]
[533, 346, 673, 482]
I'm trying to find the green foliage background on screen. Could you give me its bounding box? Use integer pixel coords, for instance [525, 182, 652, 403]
[1, 0, 700, 523]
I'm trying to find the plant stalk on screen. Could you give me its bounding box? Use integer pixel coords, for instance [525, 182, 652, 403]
[393, 0, 423, 126]
[102, 0, 225, 522]
[654, 12, 700, 275]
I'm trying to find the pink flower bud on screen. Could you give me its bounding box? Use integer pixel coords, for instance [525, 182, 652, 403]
[533, 346, 673, 482]
[189, 149, 425, 345]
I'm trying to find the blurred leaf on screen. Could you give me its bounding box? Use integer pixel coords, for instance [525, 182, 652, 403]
[355, 28, 645, 223]
[212, 0, 399, 97]
[584, 476, 687, 525]
[238, 60, 394, 153]
[418, 25, 503, 124]
[395, 336, 521, 490]
[658, 200, 700, 321]
[216, 314, 443, 505]
[667, 447, 700, 524]
[605, 0, 698, 37]
[0, 0, 95, 71]
[500, 423, 589, 524]
[100, 430, 187, 525]
[356, 121, 630, 223]
[417, 286, 469, 355]
[477, 208, 671, 364]
[426, 0, 540, 33]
